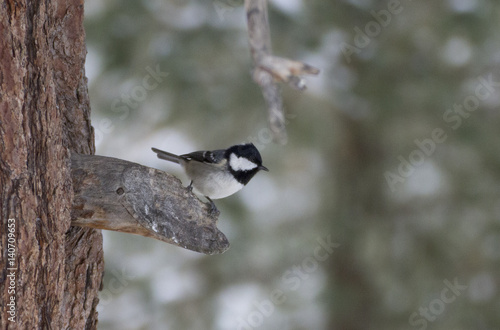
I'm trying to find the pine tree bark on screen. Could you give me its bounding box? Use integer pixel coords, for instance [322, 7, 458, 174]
[1, 0, 103, 329]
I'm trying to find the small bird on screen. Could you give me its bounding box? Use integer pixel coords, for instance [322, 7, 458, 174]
[152, 143, 268, 209]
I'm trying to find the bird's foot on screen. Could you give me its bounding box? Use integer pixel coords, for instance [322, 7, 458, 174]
[205, 197, 219, 217]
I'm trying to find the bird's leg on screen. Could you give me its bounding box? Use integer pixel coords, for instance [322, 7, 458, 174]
[186, 182, 218, 216]
[205, 196, 219, 216]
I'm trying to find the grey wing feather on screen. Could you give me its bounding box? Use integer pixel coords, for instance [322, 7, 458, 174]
[181, 149, 226, 164]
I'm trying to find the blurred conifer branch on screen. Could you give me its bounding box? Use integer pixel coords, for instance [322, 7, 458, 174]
[245, 0, 320, 144]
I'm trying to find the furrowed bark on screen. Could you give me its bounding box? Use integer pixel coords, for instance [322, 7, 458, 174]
[0, 1, 103, 328]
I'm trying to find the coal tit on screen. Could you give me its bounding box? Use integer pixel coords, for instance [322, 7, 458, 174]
[152, 143, 268, 205]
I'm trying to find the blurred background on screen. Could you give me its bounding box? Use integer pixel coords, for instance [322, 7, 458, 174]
[84, 0, 500, 329]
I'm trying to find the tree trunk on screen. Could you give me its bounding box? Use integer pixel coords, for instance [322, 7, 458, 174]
[1, 1, 104, 329]
[324, 112, 386, 330]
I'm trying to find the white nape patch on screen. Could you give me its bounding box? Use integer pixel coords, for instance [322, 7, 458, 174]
[229, 153, 258, 172]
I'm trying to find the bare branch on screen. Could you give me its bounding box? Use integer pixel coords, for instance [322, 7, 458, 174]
[70, 153, 229, 255]
[245, 0, 319, 144]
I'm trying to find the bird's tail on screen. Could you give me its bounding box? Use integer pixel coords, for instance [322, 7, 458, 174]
[151, 147, 181, 164]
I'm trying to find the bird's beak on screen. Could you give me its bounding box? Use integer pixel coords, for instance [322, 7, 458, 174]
[259, 165, 269, 172]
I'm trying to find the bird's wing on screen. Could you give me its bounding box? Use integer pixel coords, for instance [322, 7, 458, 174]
[181, 149, 226, 164]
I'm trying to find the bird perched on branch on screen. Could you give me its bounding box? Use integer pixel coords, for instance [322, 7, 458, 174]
[152, 143, 268, 211]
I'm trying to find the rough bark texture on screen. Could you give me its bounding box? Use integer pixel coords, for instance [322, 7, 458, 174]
[71, 153, 229, 255]
[0, 0, 103, 329]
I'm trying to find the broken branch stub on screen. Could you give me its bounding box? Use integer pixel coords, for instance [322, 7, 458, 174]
[70, 153, 229, 255]
[245, 0, 320, 144]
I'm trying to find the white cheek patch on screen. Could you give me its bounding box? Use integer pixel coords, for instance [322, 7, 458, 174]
[229, 153, 258, 172]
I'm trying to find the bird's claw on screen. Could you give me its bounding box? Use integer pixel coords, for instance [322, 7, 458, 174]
[206, 197, 220, 217]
